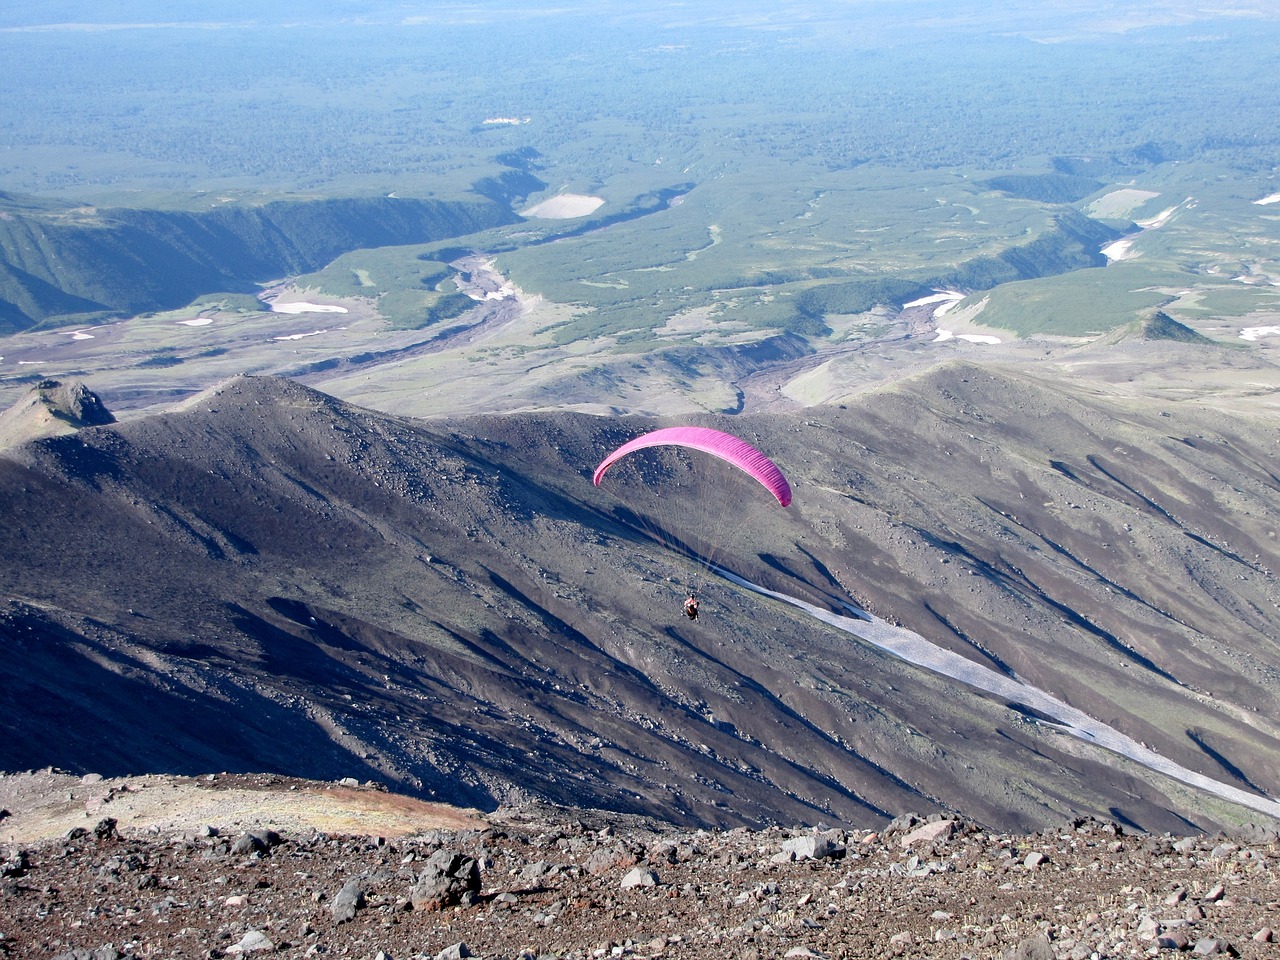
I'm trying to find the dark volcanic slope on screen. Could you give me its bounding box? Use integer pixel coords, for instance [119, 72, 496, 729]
[1, 370, 1278, 836]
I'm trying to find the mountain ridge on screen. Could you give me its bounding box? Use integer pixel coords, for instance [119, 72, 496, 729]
[1, 369, 1278, 836]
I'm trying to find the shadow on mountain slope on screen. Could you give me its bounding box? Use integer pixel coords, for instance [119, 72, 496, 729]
[1, 369, 1277, 834]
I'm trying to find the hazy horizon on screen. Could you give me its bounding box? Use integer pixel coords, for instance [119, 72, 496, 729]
[3, 0, 1278, 199]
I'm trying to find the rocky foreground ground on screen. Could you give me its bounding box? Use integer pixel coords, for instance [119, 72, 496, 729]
[2, 775, 1279, 960]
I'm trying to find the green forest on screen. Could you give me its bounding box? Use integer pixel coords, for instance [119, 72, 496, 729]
[1, 2, 1278, 372]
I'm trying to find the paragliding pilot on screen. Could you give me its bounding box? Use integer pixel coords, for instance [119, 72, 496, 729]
[684, 594, 699, 621]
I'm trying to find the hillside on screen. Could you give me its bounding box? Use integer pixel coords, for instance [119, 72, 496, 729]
[1, 371, 1278, 838]
[0, 194, 519, 332]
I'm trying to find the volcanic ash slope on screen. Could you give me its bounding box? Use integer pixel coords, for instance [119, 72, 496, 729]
[0, 369, 1278, 836]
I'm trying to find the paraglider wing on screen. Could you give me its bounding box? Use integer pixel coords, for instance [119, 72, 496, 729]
[593, 426, 792, 506]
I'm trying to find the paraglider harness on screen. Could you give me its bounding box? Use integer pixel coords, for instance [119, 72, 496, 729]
[683, 594, 699, 621]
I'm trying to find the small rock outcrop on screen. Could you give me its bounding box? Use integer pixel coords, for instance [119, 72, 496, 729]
[409, 849, 481, 910]
[0, 378, 115, 448]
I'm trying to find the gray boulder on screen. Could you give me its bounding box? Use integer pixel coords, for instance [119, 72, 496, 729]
[227, 930, 274, 954]
[230, 829, 282, 856]
[410, 849, 481, 911]
[331, 879, 367, 923]
[782, 830, 846, 861]
[1192, 938, 1233, 956]
[620, 866, 659, 888]
[584, 844, 638, 876]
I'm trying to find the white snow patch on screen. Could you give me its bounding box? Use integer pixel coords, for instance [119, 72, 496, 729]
[903, 290, 965, 309]
[1240, 325, 1280, 341]
[1255, 192, 1280, 206]
[1134, 202, 1184, 229]
[268, 301, 348, 315]
[1101, 238, 1136, 262]
[1101, 198, 1191, 264]
[520, 194, 605, 219]
[66, 330, 94, 341]
[273, 329, 328, 342]
[933, 329, 1001, 345]
[178, 318, 214, 327]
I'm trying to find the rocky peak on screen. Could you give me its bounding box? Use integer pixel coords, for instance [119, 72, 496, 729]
[1136, 310, 1213, 343]
[0, 378, 115, 449]
[32, 379, 116, 427]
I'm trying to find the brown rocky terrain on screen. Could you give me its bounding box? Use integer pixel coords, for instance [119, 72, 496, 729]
[1, 772, 1277, 960]
[0, 772, 481, 846]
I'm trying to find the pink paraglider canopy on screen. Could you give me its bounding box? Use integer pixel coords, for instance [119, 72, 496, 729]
[593, 426, 792, 507]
